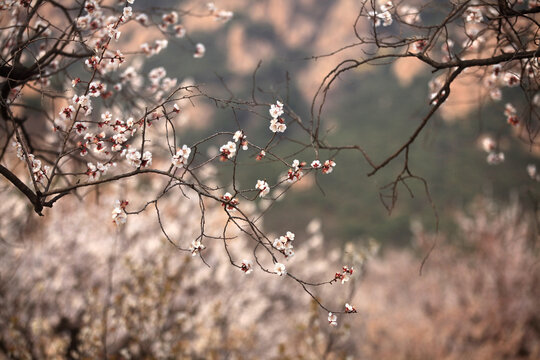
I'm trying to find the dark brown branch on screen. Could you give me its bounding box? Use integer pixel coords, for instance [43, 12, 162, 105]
[0, 164, 41, 214]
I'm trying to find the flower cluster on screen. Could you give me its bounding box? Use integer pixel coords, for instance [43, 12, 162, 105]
[504, 103, 519, 126]
[72, 94, 93, 116]
[12, 141, 50, 186]
[489, 64, 520, 88]
[487, 152, 505, 165]
[172, 145, 191, 168]
[287, 159, 305, 183]
[328, 312, 338, 326]
[58, 105, 76, 122]
[219, 141, 237, 161]
[233, 130, 248, 150]
[174, 24, 186, 38]
[411, 39, 427, 53]
[207, 2, 234, 22]
[140, 39, 169, 57]
[397, 4, 420, 25]
[75, 2, 134, 57]
[480, 137, 504, 165]
[256, 150, 266, 161]
[269, 100, 286, 133]
[255, 179, 270, 197]
[189, 239, 205, 256]
[111, 200, 128, 226]
[160, 11, 179, 30]
[125, 149, 152, 168]
[96, 117, 134, 154]
[111, 133, 128, 152]
[269, 117, 286, 133]
[80, 132, 106, 155]
[12, 141, 25, 160]
[28, 153, 50, 184]
[428, 76, 447, 105]
[505, 72, 520, 87]
[86, 162, 112, 181]
[345, 303, 357, 313]
[368, 1, 393, 27]
[482, 64, 522, 106]
[148, 67, 178, 100]
[221, 192, 239, 211]
[122, 6, 132, 22]
[312, 159, 336, 174]
[464, 6, 483, 23]
[273, 231, 295, 258]
[88, 81, 107, 97]
[334, 265, 354, 284]
[322, 160, 336, 174]
[69, 95, 138, 158]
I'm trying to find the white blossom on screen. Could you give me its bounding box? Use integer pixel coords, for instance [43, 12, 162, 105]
[527, 164, 538, 180]
[322, 160, 336, 174]
[487, 152, 505, 165]
[189, 239, 205, 256]
[274, 262, 286, 276]
[328, 312, 338, 326]
[464, 6, 483, 23]
[269, 118, 286, 133]
[193, 43, 205, 58]
[122, 6, 132, 20]
[269, 103, 283, 118]
[112, 200, 127, 226]
[398, 5, 420, 24]
[255, 179, 270, 197]
[172, 145, 191, 167]
[240, 259, 253, 274]
[219, 141, 237, 160]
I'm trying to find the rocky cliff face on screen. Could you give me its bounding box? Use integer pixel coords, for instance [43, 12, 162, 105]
[181, 0, 371, 101]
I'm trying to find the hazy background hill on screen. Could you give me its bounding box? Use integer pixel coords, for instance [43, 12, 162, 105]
[141, 0, 538, 247]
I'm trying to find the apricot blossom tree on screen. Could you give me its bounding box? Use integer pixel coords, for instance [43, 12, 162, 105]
[1, 0, 539, 334]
